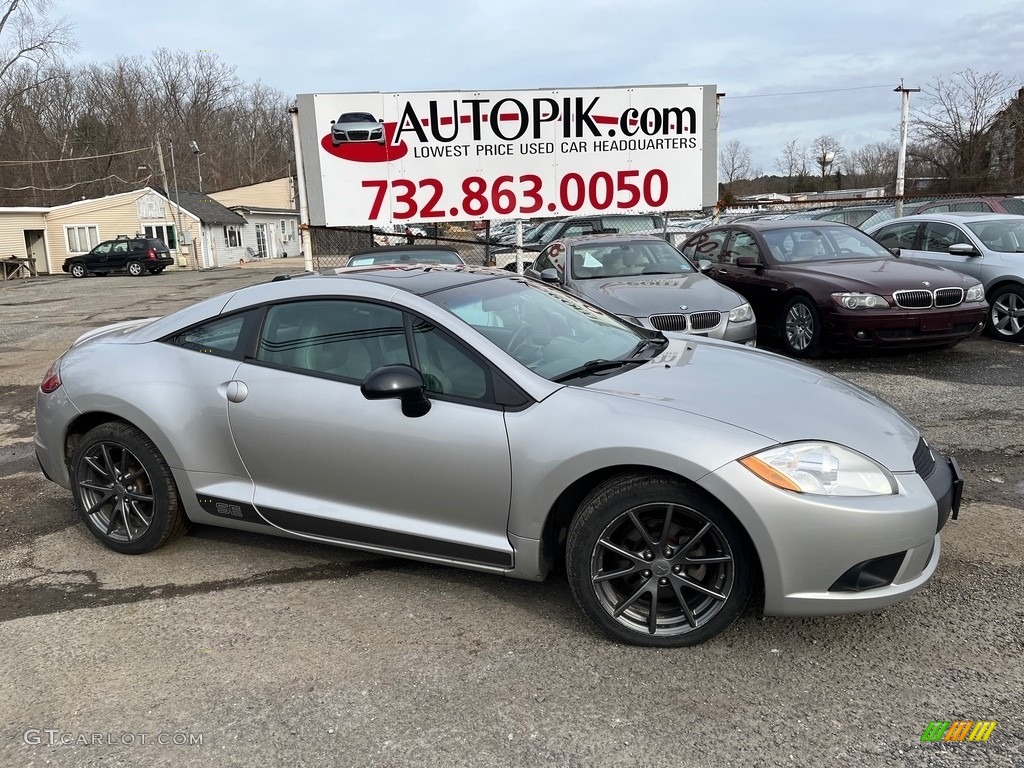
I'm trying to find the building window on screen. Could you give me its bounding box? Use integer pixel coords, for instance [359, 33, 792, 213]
[224, 225, 242, 248]
[289, 220, 297, 241]
[66, 225, 99, 253]
[143, 224, 177, 250]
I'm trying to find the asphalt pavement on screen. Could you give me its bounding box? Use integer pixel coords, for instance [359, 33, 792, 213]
[0, 263, 1021, 767]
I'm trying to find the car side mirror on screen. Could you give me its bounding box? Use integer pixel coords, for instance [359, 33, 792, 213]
[888, 247, 901, 258]
[540, 268, 561, 283]
[361, 364, 431, 417]
[696, 259, 713, 273]
[735, 255, 761, 268]
[948, 243, 977, 256]
[379, 118, 385, 123]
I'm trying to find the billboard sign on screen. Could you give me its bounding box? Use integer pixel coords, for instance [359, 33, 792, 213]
[296, 85, 718, 227]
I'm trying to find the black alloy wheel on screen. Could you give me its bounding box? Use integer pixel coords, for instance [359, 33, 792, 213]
[567, 473, 752, 647]
[70, 422, 188, 554]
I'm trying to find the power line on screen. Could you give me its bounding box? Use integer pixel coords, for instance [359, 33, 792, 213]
[0, 146, 153, 166]
[0, 173, 153, 192]
[725, 85, 895, 100]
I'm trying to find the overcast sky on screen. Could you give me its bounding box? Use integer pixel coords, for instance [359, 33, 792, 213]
[62, 0, 1024, 175]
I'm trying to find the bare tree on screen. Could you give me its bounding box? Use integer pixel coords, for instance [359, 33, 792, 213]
[775, 139, 807, 192]
[0, 0, 74, 120]
[911, 68, 1019, 191]
[849, 141, 898, 189]
[720, 139, 753, 189]
[810, 135, 843, 192]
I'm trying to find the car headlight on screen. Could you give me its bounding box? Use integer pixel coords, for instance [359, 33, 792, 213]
[740, 441, 897, 497]
[831, 292, 890, 310]
[728, 302, 754, 323]
[966, 284, 985, 302]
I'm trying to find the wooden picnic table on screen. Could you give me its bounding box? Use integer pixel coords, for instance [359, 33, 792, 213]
[1, 257, 38, 280]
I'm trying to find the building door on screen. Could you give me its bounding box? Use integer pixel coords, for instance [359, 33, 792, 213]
[24, 230, 48, 275]
[254, 224, 268, 258]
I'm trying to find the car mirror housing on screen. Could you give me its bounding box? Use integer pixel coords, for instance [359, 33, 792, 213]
[948, 243, 977, 256]
[735, 255, 761, 268]
[540, 268, 561, 283]
[361, 365, 431, 418]
[696, 259, 713, 273]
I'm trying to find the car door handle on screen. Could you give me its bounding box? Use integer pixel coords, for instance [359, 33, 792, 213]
[717, 269, 729, 275]
[225, 380, 248, 403]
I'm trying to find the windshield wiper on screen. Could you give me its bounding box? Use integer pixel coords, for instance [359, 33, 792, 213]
[552, 358, 647, 383]
[627, 335, 669, 359]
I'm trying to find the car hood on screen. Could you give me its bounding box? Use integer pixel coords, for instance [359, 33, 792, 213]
[584, 337, 920, 471]
[573, 273, 744, 316]
[783, 257, 973, 291]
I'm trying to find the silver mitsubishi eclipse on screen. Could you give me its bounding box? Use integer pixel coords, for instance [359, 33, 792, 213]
[34, 265, 963, 647]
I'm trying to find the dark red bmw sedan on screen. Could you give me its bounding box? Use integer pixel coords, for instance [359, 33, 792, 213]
[679, 221, 988, 357]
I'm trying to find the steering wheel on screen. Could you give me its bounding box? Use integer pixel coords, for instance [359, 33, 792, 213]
[507, 325, 532, 356]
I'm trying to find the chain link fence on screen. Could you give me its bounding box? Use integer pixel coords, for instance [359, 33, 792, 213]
[308, 214, 694, 270]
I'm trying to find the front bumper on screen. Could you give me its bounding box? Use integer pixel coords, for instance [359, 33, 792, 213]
[697, 442, 962, 617]
[824, 305, 987, 348]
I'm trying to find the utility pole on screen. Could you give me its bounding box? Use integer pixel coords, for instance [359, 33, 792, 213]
[168, 141, 194, 270]
[894, 80, 921, 217]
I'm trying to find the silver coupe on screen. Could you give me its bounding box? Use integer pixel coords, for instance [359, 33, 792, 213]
[34, 265, 963, 646]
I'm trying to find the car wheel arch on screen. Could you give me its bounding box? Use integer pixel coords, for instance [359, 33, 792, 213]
[63, 411, 186, 490]
[537, 465, 763, 590]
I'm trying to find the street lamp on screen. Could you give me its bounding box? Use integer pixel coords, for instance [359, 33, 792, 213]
[818, 150, 836, 193]
[189, 140, 204, 192]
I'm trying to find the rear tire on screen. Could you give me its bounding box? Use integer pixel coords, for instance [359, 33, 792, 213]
[127, 260, 145, 277]
[70, 422, 188, 554]
[566, 472, 752, 647]
[986, 284, 1024, 342]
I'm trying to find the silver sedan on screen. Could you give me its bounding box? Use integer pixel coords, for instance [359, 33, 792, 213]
[34, 266, 963, 646]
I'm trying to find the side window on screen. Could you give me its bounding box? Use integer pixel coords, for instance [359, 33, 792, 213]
[817, 211, 846, 223]
[92, 242, 113, 255]
[921, 222, 968, 252]
[681, 230, 728, 263]
[411, 317, 490, 401]
[257, 300, 409, 381]
[532, 247, 554, 272]
[953, 201, 987, 212]
[873, 223, 919, 250]
[727, 231, 760, 262]
[560, 222, 598, 238]
[112, 241, 129, 254]
[167, 311, 252, 359]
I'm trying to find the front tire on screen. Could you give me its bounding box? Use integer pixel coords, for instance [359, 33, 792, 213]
[127, 260, 145, 277]
[69, 262, 87, 279]
[566, 473, 752, 647]
[70, 422, 188, 554]
[781, 296, 823, 357]
[987, 284, 1024, 342]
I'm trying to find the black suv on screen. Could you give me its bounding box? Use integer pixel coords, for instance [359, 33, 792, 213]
[64, 236, 174, 278]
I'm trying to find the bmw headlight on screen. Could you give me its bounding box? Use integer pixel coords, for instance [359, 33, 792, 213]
[740, 442, 897, 497]
[832, 292, 890, 310]
[728, 303, 754, 323]
[966, 284, 985, 302]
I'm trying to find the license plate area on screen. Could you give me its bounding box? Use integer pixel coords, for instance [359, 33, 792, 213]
[921, 315, 953, 332]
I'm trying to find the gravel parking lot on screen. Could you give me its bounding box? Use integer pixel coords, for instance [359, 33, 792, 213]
[1, 263, 1022, 767]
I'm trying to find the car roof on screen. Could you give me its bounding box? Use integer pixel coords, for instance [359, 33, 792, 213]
[874, 211, 1021, 226]
[320, 264, 513, 295]
[349, 245, 459, 257]
[712, 219, 857, 232]
[557, 234, 668, 247]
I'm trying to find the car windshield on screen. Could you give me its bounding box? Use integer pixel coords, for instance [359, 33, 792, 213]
[338, 113, 375, 123]
[348, 250, 463, 265]
[427, 276, 650, 380]
[763, 225, 893, 263]
[966, 219, 1024, 252]
[571, 240, 694, 279]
